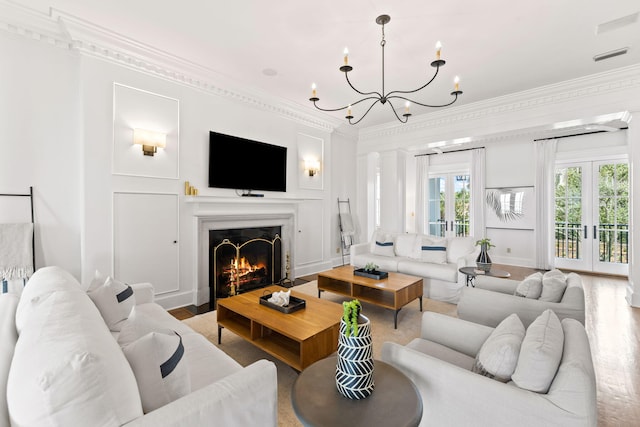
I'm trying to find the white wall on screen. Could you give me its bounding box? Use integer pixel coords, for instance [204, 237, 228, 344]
[0, 32, 81, 277]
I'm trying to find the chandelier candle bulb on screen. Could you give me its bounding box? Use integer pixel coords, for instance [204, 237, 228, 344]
[405, 101, 410, 113]
[454, 76, 460, 91]
[311, 83, 317, 98]
[435, 41, 442, 60]
[343, 47, 349, 65]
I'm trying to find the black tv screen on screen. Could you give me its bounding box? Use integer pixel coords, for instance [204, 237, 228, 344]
[208, 131, 287, 192]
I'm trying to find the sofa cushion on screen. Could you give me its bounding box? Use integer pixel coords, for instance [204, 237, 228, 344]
[514, 272, 543, 299]
[447, 236, 475, 264]
[182, 333, 243, 391]
[123, 331, 191, 413]
[511, 309, 564, 393]
[7, 267, 143, 426]
[0, 293, 19, 426]
[418, 236, 448, 264]
[395, 234, 418, 258]
[539, 270, 567, 302]
[89, 276, 136, 331]
[472, 313, 525, 382]
[397, 259, 457, 283]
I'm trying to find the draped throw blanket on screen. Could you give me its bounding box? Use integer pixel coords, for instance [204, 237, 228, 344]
[0, 223, 34, 281]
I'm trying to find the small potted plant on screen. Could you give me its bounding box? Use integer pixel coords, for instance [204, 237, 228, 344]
[354, 262, 388, 279]
[475, 238, 495, 272]
[342, 299, 363, 337]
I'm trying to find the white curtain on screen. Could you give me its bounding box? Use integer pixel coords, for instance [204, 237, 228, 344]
[471, 148, 486, 239]
[535, 139, 558, 270]
[415, 155, 430, 234]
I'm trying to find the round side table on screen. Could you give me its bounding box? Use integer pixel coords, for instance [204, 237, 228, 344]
[459, 266, 511, 287]
[291, 355, 422, 427]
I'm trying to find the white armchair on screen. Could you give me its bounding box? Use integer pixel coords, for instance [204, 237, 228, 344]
[381, 311, 597, 427]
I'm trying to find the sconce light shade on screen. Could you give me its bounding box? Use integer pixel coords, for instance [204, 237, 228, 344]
[133, 128, 167, 156]
[305, 158, 321, 176]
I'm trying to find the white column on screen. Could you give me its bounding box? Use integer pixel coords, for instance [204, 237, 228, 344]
[627, 112, 640, 307]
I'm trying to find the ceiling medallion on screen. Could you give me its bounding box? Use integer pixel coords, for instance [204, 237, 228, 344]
[309, 14, 463, 125]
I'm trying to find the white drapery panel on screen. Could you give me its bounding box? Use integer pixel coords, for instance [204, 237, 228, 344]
[415, 155, 430, 234]
[535, 139, 558, 270]
[471, 148, 486, 239]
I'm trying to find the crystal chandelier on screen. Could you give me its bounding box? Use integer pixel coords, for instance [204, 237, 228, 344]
[309, 14, 463, 125]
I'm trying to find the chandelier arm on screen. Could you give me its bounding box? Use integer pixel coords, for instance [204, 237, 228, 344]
[386, 100, 409, 124]
[344, 72, 382, 98]
[387, 92, 460, 108]
[348, 99, 382, 125]
[385, 65, 441, 98]
[312, 97, 380, 113]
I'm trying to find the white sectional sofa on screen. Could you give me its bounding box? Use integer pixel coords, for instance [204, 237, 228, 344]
[1, 266, 278, 427]
[382, 311, 597, 426]
[350, 231, 478, 303]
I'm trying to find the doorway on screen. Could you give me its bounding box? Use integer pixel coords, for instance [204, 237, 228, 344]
[554, 159, 629, 275]
[427, 173, 471, 238]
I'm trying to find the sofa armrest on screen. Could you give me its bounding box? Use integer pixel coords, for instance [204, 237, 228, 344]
[381, 342, 590, 427]
[350, 242, 370, 258]
[457, 287, 585, 327]
[419, 312, 493, 358]
[123, 359, 278, 427]
[130, 282, 155, 304]
[473, 275, 520, 294]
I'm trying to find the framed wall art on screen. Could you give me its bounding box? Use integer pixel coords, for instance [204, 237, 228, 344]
[485, 186, 535, 230]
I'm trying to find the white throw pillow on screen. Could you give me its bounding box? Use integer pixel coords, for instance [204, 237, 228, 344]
[514, 272, 543, 298]
[417, 237, 448, 264]
[117, 306, 168, 347]
[511, 309, 564, 393]
[371, 230, 395, 257]
[472, 313, 525, 382]
[88, 276, 136, 331]
[539, 270, 567, 302]
[123, 331, 191, 413]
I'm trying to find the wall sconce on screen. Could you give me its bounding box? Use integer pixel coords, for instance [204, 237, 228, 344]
[133, 128, 166, 156]
[305, 158, 320, 176]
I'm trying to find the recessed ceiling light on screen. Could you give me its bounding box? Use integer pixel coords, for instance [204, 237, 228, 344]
[593, 47, 629, 62]
[262, 68, 278, 77]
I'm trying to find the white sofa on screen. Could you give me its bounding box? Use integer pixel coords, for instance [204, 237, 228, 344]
[381, 311, 597, 426]
[350, 231, 478, 303]
[1, 266, 278, 427]
[457, 270, 585, 327]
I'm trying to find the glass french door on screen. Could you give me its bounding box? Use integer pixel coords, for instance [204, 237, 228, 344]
[427, 173, 470, 238]
[554, 160, 629, 275]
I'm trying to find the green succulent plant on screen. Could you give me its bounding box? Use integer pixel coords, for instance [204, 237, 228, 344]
[342, 299, 362, 337]
[363, 262, 379, 272]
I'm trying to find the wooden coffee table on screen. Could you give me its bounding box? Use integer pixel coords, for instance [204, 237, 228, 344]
[216, 285, 343, 371]
[317, 265, 423, 329]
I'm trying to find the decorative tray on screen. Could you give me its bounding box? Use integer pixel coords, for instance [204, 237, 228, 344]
[259, 294, 306, 314]
[354, 268, 389, 280]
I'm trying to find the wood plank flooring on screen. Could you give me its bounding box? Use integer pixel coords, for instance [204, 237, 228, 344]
[170, 266, 640, 426]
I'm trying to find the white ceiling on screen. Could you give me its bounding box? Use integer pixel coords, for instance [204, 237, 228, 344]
[9, 0, 640, 129]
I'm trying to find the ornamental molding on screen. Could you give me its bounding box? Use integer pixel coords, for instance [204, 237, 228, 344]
[359, 64, 640, 142]
[0, 1, 340, 132]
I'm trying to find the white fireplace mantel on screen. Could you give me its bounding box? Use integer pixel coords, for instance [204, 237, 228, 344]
[187, 195, 304, 306]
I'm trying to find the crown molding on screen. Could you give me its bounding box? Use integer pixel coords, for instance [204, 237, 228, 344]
[0, 1, 339, 132]
[359, 64, 640, 142]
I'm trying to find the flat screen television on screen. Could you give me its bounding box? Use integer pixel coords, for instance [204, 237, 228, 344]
[208, 131, 287, 193]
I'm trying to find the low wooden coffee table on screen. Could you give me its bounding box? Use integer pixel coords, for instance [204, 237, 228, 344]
[216, 285, 343, 371]
[317, 265, 423, 329]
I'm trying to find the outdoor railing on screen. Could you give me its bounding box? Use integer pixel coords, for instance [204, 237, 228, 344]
[555, 222, 628, 264]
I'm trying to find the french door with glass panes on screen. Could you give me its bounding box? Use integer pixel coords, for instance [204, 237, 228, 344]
[554, 159, 629, 275]
[427, 173, 471, 238]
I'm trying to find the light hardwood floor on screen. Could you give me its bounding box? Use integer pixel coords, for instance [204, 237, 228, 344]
[171, 266, 640, 426]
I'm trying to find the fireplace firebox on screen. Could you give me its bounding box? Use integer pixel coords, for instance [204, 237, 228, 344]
[209, 226, 282, 309]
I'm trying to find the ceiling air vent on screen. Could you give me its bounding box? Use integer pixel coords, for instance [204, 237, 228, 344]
[596, 12, 639, 34]
[593, 47, 629, 62]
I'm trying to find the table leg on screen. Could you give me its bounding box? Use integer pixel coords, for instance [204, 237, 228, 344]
[419, 296, 423, 312]
[394, 309, 400, 329]
[218, 325, 222, 344]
